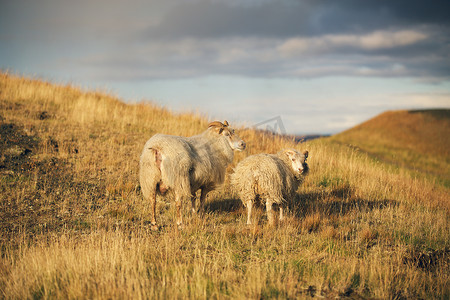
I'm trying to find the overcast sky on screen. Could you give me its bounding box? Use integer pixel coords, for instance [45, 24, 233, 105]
[1, 0, 449, 134]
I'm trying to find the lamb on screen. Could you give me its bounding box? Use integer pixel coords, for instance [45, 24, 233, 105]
[139, 120, 246, 230]
[231, 149, 309, 226]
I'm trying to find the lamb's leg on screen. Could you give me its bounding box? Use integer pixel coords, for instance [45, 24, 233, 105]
[279, 206, 284, 222]
[246, 200, 253, 225]
[266, 199, 275, 226]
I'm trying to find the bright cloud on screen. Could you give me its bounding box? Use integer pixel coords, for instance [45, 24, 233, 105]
[278, 30, 428, 56]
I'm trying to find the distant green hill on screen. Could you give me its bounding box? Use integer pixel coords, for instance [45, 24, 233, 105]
[329, 109, 450, 187]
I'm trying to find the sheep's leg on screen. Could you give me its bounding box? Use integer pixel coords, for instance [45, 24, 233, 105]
[175, 195, 183, 230]
[139, 166, 160, 231]
[198, 188, 210, 215]
[246, 200, 253, 225]
[191, 188, 210, 215]
[266, 199, 275, 226]
[141, 188, 159, 231]
[191, 193, 197, 214]
[149, 191, 158, 231]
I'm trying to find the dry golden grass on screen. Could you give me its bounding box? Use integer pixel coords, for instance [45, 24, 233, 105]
[1, 72, 449, 299]
[331, 109, 450, 188]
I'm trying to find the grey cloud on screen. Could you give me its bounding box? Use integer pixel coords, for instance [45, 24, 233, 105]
[119, 0, 449, 82]
[80, 26, 449, 82]
[343, 0, 450, 25]
[144, 1, 311, 39]
[143, 0, 450, 39]
[306, 0, 450, 36]
[6, 0, 447, 82]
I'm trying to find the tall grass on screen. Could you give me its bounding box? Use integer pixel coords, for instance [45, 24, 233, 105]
[331, 110, 450, 188]
[1, 72, 449, 299]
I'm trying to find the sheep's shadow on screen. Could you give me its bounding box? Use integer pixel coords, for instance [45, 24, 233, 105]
[205, 198, 243, 213]
[205, 186, 398, 219]
[290, 186, 398, 218]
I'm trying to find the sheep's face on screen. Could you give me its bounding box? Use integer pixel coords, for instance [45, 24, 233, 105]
[222, 127, 246, 151]
[286, 149, 309, 175]
[208, 120, 246, 151]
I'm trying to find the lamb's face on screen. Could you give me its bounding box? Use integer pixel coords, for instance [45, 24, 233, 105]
[286, 149, 309, 175]
[222, 127, 246, 151]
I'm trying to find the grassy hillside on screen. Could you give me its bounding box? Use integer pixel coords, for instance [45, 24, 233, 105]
[0, 72, 449, 299]
[330, 110, 450, 187]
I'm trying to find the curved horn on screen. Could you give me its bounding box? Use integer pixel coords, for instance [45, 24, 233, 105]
[208, 121, 224, 128]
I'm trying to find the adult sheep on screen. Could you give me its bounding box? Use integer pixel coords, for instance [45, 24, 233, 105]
[231, 149, 309, 226]
[139, 120, 246, 230]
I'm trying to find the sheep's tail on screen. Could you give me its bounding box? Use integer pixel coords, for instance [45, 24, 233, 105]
[139, 148, 162, 199]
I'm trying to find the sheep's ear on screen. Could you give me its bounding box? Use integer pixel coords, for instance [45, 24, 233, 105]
[285, 149, 296, 157]
[223, 120, 229, 127]
[303, 150, 309, 159]
[208, 124, 224, 134]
